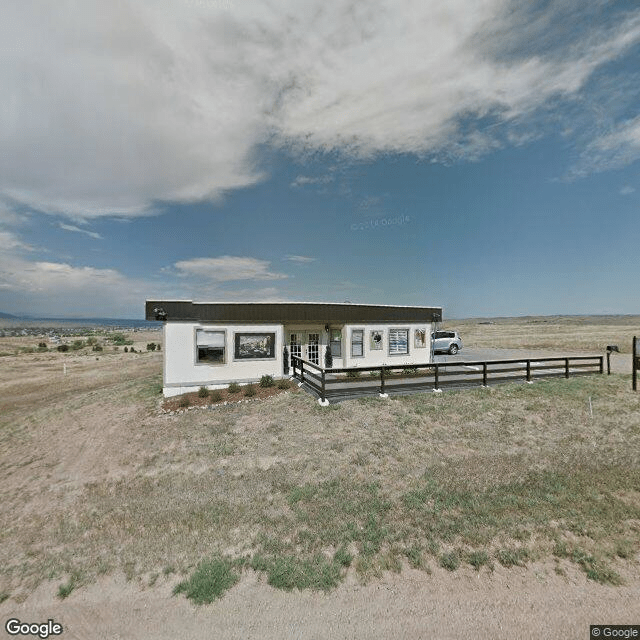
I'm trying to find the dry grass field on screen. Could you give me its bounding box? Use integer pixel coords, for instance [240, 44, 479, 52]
[0, 318, 639, 639]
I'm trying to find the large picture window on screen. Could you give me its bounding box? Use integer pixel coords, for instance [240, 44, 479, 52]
[389, 328, 409, 355]
[351, 329, 364, 357]
[330, 329, 342, 357]
[234, 333, 276, 360]
[196, 330, 225, 364]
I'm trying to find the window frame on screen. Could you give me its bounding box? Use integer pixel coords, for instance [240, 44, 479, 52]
[195, 328, 227, 365]
[351, 328, 365, 358]
[329, 328, 342, 358]
[388, 327, 409, 356]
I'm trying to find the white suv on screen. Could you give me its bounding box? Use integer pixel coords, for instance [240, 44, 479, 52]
[432, 330, 463, 355]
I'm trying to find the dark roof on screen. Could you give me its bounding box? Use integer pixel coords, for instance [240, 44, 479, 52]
[145, 300, 442, 324]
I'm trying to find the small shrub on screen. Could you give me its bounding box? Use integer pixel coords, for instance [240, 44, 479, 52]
[346, 370, 361, 378]
[92, 344, 103, 351]
[439, 551, 460, 571]
[277, 378, 291, 389]
[198, 386, 209, 398]
[71, 340, 84, 350]
[130, 347, 136, 353]
[244, 384, 256, 397]
[146, 342, 157, 351]
[173, 557, 239, 604]
[157, 344, 161, 350]
[496, 548, 529, 568]
[86, 337, 97, 346]
[402, 366, 419, 375]
[227, 382, 241, 394]
[57, 344, 69, 352]
[37, 342, 47, 348]
[210, 390, 223, 402]
[0, 591, 9, 604]
[57, 575, 79, 599]
[178, 396, 190, 408]
[124, 347, 128, 353]
[260, 375, 274, 388]
[333, 547, 353, 567]
[467, 550, 490, 570]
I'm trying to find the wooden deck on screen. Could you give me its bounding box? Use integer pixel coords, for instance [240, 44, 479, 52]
[291, 355, 604, 404]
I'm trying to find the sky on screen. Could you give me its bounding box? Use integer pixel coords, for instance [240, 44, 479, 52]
[1, 0, 640, 320]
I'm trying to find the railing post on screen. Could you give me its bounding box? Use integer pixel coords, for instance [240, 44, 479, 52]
[565, 358, 570, 379]
[526, 360, 531, 382]
[634, 337, 637, 391]
[380, 367, 385, 395]
[482, 362, 487, 386]
[321, 367, 326, 403]
[292, 356, 297, 379]
[434, 363, 439, 391]
[300, 360, 304, 384]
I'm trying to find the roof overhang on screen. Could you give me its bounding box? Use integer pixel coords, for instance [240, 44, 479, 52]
[145, 300, 442, 324]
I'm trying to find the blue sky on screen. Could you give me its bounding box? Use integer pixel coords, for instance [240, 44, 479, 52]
[1, 0, 639, 319]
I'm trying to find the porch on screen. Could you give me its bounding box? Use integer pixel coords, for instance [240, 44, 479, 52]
[291, 354, 604, 404]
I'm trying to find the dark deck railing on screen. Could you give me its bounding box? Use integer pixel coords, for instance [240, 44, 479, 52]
[291, 354, 604, 404]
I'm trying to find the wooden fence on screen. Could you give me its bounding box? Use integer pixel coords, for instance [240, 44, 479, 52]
[291, 354, 604, 404]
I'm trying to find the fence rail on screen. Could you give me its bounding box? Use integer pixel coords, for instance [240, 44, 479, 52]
[291, 354, 604, 404]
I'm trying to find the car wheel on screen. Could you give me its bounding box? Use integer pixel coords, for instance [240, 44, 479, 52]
[448, 344, 459, 355]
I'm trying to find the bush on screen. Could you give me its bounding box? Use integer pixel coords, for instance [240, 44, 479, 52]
[198, 386, 209, 398]
[178, 396, 190, 408]
[210, 390, 223, 402]
[173, 557, 239, 604]
[71, 340, 84, 350]
[38, 342, 47, 348]
[244, 384, 256, 397]
[260, 375, 274, 388]
[146, 343, 157, 351]
[130, 347, 136, 353]
[227, 382, 241, 394]
[124, 347, 128, 353]
[57, 344, 69, 352]
[277, 378, 291, 390]
[324, 345, 333, 368]
[346, 370, 361, 378]
[157, 344, 161, 350]
[92, 344, 103, 351]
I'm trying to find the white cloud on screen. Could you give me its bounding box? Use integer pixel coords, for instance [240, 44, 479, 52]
[58, 223, 102, 239]
[174, 256, 289, 282]
[620, 185, 636, 195]
[0, 230, 34, 253]
[1, 0, 639, 220]
[284, 255, 315, 263]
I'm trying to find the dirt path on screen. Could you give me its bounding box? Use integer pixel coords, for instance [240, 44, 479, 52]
[2, 563, 639, 640]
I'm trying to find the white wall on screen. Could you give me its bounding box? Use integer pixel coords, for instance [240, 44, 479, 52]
[341, 323, 434, 369]
[162, 320, 435, 397]
[163, 322, 284, 396]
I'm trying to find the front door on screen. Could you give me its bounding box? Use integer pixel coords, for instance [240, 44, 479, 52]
[288, 331, 321, 366]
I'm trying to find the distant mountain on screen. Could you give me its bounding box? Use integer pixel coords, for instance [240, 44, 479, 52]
[0, 311, 19, 319]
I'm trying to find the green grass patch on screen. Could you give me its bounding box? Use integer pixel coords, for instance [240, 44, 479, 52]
[173, 557, 240, 604]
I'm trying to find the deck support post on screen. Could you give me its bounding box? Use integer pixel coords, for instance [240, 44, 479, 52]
[565, 358, 570, 379]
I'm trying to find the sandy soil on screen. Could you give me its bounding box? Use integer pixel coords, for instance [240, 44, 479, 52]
[2, 563, 639, 640]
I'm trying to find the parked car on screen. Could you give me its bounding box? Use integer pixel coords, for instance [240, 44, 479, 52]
[432, 330, 463, 355]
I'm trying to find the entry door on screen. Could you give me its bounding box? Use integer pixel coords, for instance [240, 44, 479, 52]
[288, 331, 320, 366]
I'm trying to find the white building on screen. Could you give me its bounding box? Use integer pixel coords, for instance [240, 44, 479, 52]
[146, 300, 442, 397]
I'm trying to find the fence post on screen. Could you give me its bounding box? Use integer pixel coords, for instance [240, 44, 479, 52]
[565, 358, 570, 379]
[300, 360, 305, 384]
[526, 360, 531, 382]
[380, 367, 386, 395]
[482, 362, 487, 387]
[634, 337, 638, 391]
[434, 363, 440, 391]
[292, 356, 297, 379]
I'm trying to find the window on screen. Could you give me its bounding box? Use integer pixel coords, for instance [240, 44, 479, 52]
[351, 329, 364, 357]
[370, 330, 383, 350]
[330, 329, 342, 357]
[196, 330, 225, 364]
[414, 328, 426, 348]
[389, 328, 409, 355]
